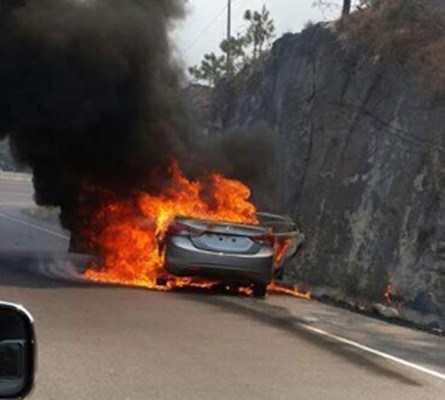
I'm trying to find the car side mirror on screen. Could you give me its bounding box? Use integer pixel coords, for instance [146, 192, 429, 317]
[0, 303, 35, 399]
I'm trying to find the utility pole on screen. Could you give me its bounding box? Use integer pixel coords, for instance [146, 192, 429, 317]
[342, 0, 351, 17]
[227, 0, 231, 41]
[226, 0, 232, 74]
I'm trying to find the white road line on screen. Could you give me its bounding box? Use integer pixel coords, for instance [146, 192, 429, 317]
[0, 202, 34, 206]
[301, 324, 445, 381]
[0, 211, 70, 240]
[0, 192, 33, 196]
[1, 205, 443, 383]
[0, 173, 32, 182]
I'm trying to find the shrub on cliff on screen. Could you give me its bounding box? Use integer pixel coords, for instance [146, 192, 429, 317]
[189, 6, 275, 87]
[339, 0, 445, 93]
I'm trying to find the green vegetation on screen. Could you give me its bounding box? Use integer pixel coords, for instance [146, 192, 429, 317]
[188, 53, 226, 88]
[188, 5, 276, 87]
[243, 6, 276, 61]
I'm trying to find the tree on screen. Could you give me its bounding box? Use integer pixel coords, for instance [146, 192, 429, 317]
[188, 53, 226, 87]
[188, 37, 247, 86]
[220, 35, 247, 76]
[189, 6, 276, 86]
[243, 5, 276, 60]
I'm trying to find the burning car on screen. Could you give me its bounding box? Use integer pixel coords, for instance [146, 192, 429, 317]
[163, 217, 274, 297]
[162, 213, 304, 298]
[80, 164, 304, 297]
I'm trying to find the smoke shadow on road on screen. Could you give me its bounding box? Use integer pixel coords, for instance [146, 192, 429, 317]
[0, 254, 433, 387]
[0, 252, 96, 289]
[182, 294, 423, 387]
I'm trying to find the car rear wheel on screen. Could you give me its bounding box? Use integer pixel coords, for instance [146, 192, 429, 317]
[156, 277, 168, 287]
[252, 283, 268, 298]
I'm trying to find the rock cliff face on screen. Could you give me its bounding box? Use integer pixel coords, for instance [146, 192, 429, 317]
[198, 25, 445, 328]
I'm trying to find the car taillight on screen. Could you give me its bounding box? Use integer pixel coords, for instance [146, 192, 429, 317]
[252, 235, 275, 246]
[167, 220, 202, 237]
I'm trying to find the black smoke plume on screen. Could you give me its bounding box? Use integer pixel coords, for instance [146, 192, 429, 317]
[0, 0, 277, 253]
[0, 0, 194, 234]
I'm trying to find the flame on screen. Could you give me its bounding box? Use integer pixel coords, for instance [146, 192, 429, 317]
[83, 162, 311, 300]
[274, 238, 292, 268]
[84, 162, 258, 290]
[384, 282, 393, 305]
[268, 282, 312, 299]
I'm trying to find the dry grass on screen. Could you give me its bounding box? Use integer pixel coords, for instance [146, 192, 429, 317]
[417, 36, 445, 95]
[339, 0, 445, 93]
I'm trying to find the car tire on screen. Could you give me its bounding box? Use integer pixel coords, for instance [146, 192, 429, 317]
[156, 277, 168, 287]
[252, 283, 268, 299]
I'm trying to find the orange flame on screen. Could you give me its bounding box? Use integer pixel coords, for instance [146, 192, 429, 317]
[83, 162, 311, 300]
[384, 283, 393, 305]
[274, 238, 292, 268]
[268, 282, 312, 299]
[84, 162, 258, 290]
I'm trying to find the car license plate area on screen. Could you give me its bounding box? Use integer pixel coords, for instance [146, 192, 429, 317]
[192, 233, 253, 253]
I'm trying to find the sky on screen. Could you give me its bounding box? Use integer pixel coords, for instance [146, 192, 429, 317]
[171, 0, 349, 68]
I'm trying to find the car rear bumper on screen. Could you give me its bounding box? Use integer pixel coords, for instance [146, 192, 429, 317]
[164, 236, 274, 285]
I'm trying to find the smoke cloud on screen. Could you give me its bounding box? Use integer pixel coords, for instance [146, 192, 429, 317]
[0, 0, 277, 251]
[0, 0, 194, 230]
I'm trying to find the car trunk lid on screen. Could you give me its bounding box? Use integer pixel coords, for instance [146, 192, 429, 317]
[175, 217, 269, 254]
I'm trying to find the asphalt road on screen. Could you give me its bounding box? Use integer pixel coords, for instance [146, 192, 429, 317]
[0, 173, 444, 400]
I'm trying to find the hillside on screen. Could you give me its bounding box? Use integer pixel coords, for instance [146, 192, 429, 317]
[190, 3, 445, 329]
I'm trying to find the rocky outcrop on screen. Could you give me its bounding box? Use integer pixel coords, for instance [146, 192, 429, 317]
[196, 25, 445, 329]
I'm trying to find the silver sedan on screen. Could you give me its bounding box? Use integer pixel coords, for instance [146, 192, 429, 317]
[164, 214, 303, 297]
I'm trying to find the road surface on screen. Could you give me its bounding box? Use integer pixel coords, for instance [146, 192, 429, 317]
[0, 173, 444, 400]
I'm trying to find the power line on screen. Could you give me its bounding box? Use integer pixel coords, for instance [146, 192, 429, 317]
[185, 0, 240, 53]
[185, 4, 228, 52]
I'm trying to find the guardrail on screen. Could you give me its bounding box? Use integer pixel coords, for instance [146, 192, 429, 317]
[0, 171, 32, 182]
